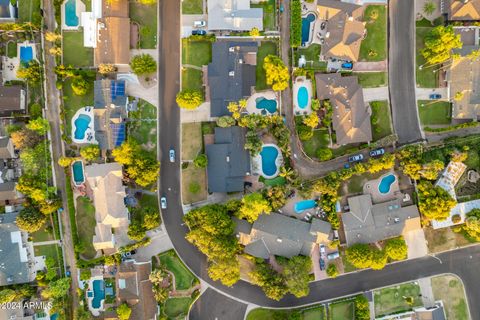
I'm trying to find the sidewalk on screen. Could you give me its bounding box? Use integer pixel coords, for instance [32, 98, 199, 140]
[33, 240, 61, 246]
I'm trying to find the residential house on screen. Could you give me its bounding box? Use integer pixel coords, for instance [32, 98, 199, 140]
[0, 138, 23, 205]
[315, 73, 372, 145]
[342, 194, 421, 246]
[207, 0, 263, 31]
[0, 85, 26, 117]
[447, 0, 480, 21]
[377, 301, 446, 320]
[0, 0, 17, 21]
[205, 126, 251, 193]
[93, 79, 127, 150]
[116, 260, 158, 320]
[206, 41, 257, 117]
[448, 28, 480, 121]
[84, 162, 130, 253]
[81, 0, 130, 66]
[0, 210, 35, 286]
[234, 213, 332, 259]
[316, 0, 365, 62]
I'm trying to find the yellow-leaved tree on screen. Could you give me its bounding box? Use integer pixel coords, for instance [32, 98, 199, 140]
[263, 55, 289, 91]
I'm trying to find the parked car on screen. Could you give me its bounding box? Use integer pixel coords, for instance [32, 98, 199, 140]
[121, 252, 132, 259]
[429, 93, 441, 100]
[320, 244, 326, 257]
[341, 62, 353, 69]
[320, 22, 327, 30]
[193, 20, 206, 27]
[161, 196, 167, 209]
[304, 212, 312, 221]
[348, 154, 364, 163]
[192, 30, 207, 36]
[369, 148, 385, 157]
[169, 148, 175, 162]
[343, 163, 350, 169]
[319, 258, 326, 271]
[327, 252, 340, 260]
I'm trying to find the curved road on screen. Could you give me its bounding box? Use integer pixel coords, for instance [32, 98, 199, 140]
[159, 1, 479, 319]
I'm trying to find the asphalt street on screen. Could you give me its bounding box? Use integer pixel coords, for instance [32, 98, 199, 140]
[388, 0, 423, 144]
[189, 288, 247, 320]
[159, 1, 480, 319]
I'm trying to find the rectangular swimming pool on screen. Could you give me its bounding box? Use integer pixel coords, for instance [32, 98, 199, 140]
[20, 46, 33, 63]
[72, 160, 85, 185]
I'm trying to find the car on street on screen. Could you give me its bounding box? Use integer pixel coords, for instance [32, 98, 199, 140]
[429, 93, 441, 99]
[369, 148, 385, 157]
[319, 258, 325, 271]
[169, 148, 175, 162]
[161, 196, 167, 209]
[192, 30, 206, 36]
[348, 154, 364, 163]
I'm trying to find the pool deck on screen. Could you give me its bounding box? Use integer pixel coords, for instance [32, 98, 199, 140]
[301, 2, 329, 48]
[279, 193, 319, 220]
[293, 76, 313, 115]
[363, 171, 401, 203]
[61, 0, 86, 30]
[251, 143, 283, 179]
[86, 275, 104, 316]
[71, 107, 97, 144]
[245, 90, 279, 115]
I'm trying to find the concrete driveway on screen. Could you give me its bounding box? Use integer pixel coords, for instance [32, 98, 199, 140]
[404, 229, 428, 259]
[363, 86, 389, 102]
[416, 87, 449, 100]
[133, 224, 173, 262]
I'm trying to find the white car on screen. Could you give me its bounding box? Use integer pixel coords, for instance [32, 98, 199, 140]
[161, 197, 167, 209]
[320, 244, 326, 258]
[169, 149, 175, 163]
[304, 212, 312, 221]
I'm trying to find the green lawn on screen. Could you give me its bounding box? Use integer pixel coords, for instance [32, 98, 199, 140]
[251, 0, 276, 31]
[75, 196, 97, 260]
[34, 244, 62, 268]
[256, 41, 278, 90]
[302, 129, 330, 158]
[370, 100, 392, 141]
[296, 44, 327, 70]
[18, 0, 42, 25]
[127, 99, 157, 153]
[6, 41, 17, 58]
[418, 100, 451, 125]
[138, 194, 159, 212]
[247, 306, 325, 320]
[182, 68, 204, 91]
[63, 78, 95, 135]
[182, 39, 212, 67]
[416, 27, 438, 88]
[159, 251, 196, 290]
[374, 282, 423, 317]
[354, 72, 387, 88]
[330, 301, 354, 320]
[62, 31, 94, 67]
[130, 1, 158, 49]
[181, 0, 203, 14]
[31, 224, 54, 242]
[432, 275, 469, 320]
[164, 297, 193, 318]
[359, 5, 387, 61]
[263, 176, 286, 187]
[182, 164, 207, 204]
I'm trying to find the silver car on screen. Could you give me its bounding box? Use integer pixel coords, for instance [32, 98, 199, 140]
[161, 197, 167, 209]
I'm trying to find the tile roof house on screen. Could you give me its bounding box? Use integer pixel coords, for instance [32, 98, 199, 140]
[234, 213, 332, 259]
[343, 194, 421, 246]
[0, 85, 26, 117]
[0, 211, 35, 286]
[207, 0, 263, 31]
[377, 302, 446, 320]
[116, 260, 158, 320]
[0, 137, 15, 159]
[206, 41, 257, 117]
[0, 139, 23, 205]
[316, 0, 366, 62]
[448, 0, 480, 20]
[205, 126, 251, 193]
[84, 162, 129, 252]
[315, 73, 372, 145]
[93, 79, 127, 150]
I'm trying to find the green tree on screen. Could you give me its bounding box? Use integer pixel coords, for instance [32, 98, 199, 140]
[193, 154, 208, 168]
[207, 258, 241, 287]
[263, 55, 290, 91]
[0, 289, 17, 303]
[423, 1, 436, 16]
[216, 116, 236, 128]
[366, 153, 395, 174]
[326, 264, 338, 278]
[417, 181, 456, 221]
[244, 130, 262, 156]
[10, 128, 42, 150]
[16, 206, 47, 233]
[385, 237, 408, 261]
[249, 261, 287, 301]
[297, 125, 313, 141]
[142, 208, 160, 230]
[290, 0, 302, 47]
[17, 60, 41, 84]
[130, 54, 157, 75]
[464, 209, 480, 241]
[117, 303, 132, 320]
[263, 186, 288, 211]
[112, 140, 138, 165]
[71, 77, 90, 96]
[250, 27, 260, 37]
[354, 295, 370, 320]
[41, 278, 71, 299]
[58, 156, 75, 168]
[237, 192, 272, 223]
[421, 25, 462, 65]
[176, 89, 204, 110]
[370, 250, 387, 270]
[346, 244, 373, 269]
[26, 118, 49, 135]
[317, 148, 333, 161]
[303, 112, 319, 129]
[280, 256, 312, 298]
[80, 144, 100, 161]
[128, 221, 147, 241]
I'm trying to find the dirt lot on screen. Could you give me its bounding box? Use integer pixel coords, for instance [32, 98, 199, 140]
[432, 275, 470, 320]
[182, 123, 202, 160]
[181, 164, 207, 204]
[424, 227, 474, 253]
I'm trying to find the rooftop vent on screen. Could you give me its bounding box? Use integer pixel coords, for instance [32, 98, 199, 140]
[229, 47, 235, 52]
[229, 71, 235, 77]
[276, 238, 283, 243]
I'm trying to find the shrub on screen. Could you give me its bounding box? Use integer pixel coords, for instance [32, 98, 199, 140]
[326, 264, 338, 278]
[130, 54, 157, 75]
[176, 89, 203, 110]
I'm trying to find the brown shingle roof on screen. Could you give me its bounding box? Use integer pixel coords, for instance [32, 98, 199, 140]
[0, 86, 25, 116]
[449, 0, 480, 20]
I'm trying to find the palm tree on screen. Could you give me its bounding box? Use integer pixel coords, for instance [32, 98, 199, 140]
[423, 1, 436, 16]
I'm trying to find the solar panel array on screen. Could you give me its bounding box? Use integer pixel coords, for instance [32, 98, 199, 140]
[110, 122, 126, 147]
[110, 81, 126, 102]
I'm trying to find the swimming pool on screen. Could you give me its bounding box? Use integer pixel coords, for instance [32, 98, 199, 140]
[74, 114, 91, 140]
[294, 199, 317, 214]
[91, 280, 105, 309]
[19, 46, 33, 63]
[260, 146, 279, 177]
[301, 14, 316, 45]
[379, 174, 396, 194]
[64, 0, 79, 27]
[72, 160, 85, 185]
[256, 97, 277, 114]
[297, 86, 309, 109]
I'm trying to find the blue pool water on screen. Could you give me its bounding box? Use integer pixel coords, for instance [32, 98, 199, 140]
[260, 146, 279, 177]
[74, 114, 91, 140]
[256, 97, 277, 114]
[301, 14, 316, 45]
[19, 46, 33, 63]
[91, 280, 105, 309]
[297, 86, 309, 109]
[294, 199, 317, 214]
[72, 160, 84, 185]
[379, 174, 396, 194]
[64, 0, 79, 27]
